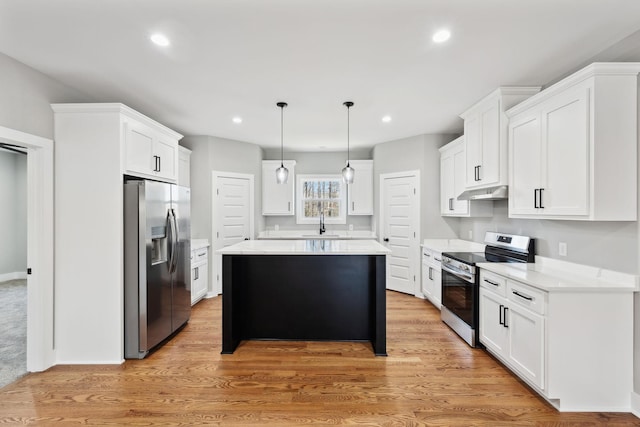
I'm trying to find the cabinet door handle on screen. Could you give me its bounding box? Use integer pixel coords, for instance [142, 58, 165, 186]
[499, 304, 504, 325]
[503, 307, 509, 328]
[383, 238, 389, 242]
[477, 165, 481, 181]
[428, 266, 433, 280]
[153, 155, 159, 172]
[157, 156, 161, 172]
[534, 189, 539, 208]
[512, 290, 533, 301]
[483, 278, 499, 287]
[539, 188, 544, 209]
[194, 266, 199, 280]
[352, 201, 355, 211]
[288, 201, 291, 211]
[449, 197, 453, 211]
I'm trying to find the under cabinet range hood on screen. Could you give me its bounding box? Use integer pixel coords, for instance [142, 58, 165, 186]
[457, 185, 508, 201]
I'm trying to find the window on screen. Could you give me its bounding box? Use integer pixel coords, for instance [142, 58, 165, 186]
[296, 174, 346, 224]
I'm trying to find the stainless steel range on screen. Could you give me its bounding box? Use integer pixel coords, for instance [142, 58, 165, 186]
[440, 232, 534, 347]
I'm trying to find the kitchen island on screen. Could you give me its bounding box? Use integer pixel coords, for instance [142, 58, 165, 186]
[217, 239, 390, 356]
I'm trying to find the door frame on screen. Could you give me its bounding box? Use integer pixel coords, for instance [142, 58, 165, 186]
[0, 125, 55, 372]
[211, 171, 255, 296]
[379, 170, 421, 297]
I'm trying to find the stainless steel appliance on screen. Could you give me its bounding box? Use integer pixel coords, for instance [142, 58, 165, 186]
[124, 179, 191, 359]
[440, 232, 534, 347]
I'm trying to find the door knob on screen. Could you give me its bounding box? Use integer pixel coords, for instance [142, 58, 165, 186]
[383, 238, 389, 242]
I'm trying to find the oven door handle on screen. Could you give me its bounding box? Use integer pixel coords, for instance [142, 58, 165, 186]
[441, 263, 474, 283]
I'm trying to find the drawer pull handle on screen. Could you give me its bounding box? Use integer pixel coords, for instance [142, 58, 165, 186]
[503, 307, 509, 328]
[499, 304, 504, 325]
[512, 290, 533, 301]
[484, 279, 499, 287]
[434, 257, 441, 262]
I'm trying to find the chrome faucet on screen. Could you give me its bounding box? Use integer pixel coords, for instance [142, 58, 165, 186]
[319, 202, 326, 235]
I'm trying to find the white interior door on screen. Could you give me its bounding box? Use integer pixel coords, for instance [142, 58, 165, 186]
[381, 172, 419, 295]
[212, 172, 254, 295]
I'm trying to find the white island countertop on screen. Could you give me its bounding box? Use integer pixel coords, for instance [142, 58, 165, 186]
[217, 239, 391, 255]
[257, 230, 377, 240]
[478, 256, 638, 293]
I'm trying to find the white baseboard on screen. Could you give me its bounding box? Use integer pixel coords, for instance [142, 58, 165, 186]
[631, 391, 640, 418]
[0, 271, 28, 282]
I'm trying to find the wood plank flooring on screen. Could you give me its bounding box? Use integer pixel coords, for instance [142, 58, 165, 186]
[0, 291, 638, 425]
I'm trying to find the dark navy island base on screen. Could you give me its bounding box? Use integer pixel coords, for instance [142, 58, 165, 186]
[221, 254, 387, 356]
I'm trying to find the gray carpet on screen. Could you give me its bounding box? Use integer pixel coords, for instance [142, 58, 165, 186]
[0, 279, 27, 389]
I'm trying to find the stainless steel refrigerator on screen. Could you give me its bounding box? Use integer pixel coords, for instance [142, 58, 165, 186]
[124, 179, 191, 359]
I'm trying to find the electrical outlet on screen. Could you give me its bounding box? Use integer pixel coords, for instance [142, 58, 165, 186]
[468, 230, 473, 240]
[559, 242, 567, 257]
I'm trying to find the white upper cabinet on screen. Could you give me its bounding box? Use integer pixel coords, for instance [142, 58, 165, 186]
[262, 160, 296, 215]
[507, 63, 640, 221]
[52, 103, 182, 184]
[178, 146, 191, 187]
[460, 87, 541, 190]
[123, 115, 179, 183]
[347, 160, 373, 215]
[440, 136, 492, 217]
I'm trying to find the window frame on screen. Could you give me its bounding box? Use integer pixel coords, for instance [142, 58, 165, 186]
[295, 174, 347, 225]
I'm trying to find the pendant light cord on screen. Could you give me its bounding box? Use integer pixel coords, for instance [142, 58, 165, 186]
[347, 104, 350, 166]
[280, 104, 284, 167]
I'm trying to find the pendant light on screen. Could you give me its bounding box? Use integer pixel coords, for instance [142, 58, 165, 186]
[275, 102, 289, 184]
[342, 101, 355, 184]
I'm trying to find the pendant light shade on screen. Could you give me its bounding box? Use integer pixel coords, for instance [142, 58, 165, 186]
[276, 102, 289, 184]
[342, 101, 355, 184]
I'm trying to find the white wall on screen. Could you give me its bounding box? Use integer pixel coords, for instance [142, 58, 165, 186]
[181, 135, 264, 241]
[458, 204, 637, 274]
[0, 150, 27, 278]
[372, 134, 460, 242]
[262, 149, 373, 231]
[0, 52, 92, 138]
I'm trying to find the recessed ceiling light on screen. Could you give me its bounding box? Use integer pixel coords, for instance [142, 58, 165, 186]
[382, 115, 392, 123]
[150, 33, 170, 47]
[232, 116, 243, 124]
[432, 29, 451, 43]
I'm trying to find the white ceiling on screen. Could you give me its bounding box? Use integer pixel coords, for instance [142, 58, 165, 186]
[2, 0, 640, 151]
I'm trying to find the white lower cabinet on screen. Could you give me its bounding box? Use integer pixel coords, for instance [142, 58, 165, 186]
[191, 247, 208, 305]
[479, 266, 635, 411]
[480, 269, 545, 388]
[507, 301, 544, 389]
[421, 247, 442, 309]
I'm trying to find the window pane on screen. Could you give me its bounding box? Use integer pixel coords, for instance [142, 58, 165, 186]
[304, 201, 320, 218]
[325, 201, 340, 217]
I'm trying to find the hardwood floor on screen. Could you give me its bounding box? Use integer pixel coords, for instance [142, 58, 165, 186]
[0, 291, 638, 426]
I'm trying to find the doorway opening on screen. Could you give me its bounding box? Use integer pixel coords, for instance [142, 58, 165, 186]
[0, 126, 55, 378]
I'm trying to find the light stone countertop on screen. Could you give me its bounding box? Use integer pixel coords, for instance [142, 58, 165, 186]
[191, 239, 210, 251]
[216, 239, 390, 255]
[421, 239, 486, 254]
[257, 230, 377, 240]
[478, 256, 638, 293]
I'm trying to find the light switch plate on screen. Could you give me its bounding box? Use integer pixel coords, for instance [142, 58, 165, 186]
[559, 242, 567, 256]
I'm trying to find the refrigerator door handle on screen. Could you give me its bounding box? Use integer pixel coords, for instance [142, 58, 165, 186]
[171, 209, 179, 273]
[167, 210, 176, 273]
